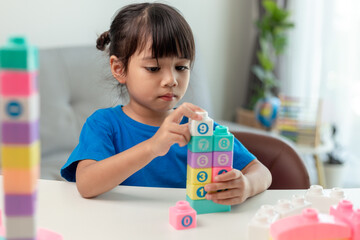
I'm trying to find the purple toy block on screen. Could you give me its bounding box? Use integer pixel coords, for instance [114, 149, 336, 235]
[0, 71, 37, 96]
[1, 120, 39, 144]
[169, 200, 197, 230]
[187, 150, 212, 168]
[5, 192, 37, 216]
[213, 151, 233, 167]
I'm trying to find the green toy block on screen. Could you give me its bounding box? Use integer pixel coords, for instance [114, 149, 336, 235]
[213, 126, 234, 152]
[0, 36, 38, 71]
[188, 135, 213, 153]
[186, 195, 231, 214]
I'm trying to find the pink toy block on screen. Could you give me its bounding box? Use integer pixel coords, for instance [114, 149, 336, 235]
[0, 71, 37, 96]
[213, 151, 233, 167]
[270, 208, 351, 240]
[330, 200, 360, 240]
[212, 166, 232, 182]
[187, 150, 212, 168]
[37, 228, 63, 240]
[169, 201, 197, 230]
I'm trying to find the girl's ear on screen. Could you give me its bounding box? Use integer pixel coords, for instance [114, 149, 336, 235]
[110, 55, 126, 84]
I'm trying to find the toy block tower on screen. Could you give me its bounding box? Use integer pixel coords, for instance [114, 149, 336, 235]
[186, 111, 233, 214]
[0, 36, 40, 240]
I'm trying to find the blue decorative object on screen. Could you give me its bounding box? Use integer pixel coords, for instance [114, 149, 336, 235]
[254, 96, 281, 129]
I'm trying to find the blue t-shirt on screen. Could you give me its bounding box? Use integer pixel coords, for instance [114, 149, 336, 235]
[60, 106, 255, 188]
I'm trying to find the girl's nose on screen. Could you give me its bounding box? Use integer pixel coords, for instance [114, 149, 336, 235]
[162, 71, 178, 87]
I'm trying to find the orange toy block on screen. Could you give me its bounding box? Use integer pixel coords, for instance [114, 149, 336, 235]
[3, 166, 39, 194]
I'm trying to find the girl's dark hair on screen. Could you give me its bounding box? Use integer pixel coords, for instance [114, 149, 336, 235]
[96, 3, 195, 73]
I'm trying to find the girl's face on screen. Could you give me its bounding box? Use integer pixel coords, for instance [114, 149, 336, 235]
[112, 42, 191, 116]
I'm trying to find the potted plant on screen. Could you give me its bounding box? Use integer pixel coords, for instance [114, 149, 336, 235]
[237, 0, 294, 130]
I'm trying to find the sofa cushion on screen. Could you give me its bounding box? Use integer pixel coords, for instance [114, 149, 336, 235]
[38, 46, 212, 180]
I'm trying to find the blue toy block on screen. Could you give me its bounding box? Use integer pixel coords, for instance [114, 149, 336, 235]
[0, 36, 38, 71]
[188, 136, 213, 153]
[186, 195, 231, 214]
[213, 126, 234, 152]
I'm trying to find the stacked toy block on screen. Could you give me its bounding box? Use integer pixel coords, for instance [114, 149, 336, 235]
[248, 185, 346, 240]
[186, 111, 233, 214]
[0, 37, 40, 240]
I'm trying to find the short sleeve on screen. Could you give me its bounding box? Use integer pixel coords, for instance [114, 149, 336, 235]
[60, 111, 116, 182]
[233, 137, 256, 170]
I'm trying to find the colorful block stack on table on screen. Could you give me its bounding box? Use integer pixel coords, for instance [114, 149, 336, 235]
[0, 36, 40, 240]
[186, 111, 233, 214]
[0, 37, 62, 240]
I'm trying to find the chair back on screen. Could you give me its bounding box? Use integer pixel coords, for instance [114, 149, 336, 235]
[232, 131, 310, 189]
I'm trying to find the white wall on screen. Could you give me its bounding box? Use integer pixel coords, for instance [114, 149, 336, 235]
[0, 0, 256, 121]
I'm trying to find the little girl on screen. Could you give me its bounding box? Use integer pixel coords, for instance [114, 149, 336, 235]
[60, 2, 272, 205]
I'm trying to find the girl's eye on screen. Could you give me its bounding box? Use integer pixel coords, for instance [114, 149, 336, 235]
[175, 66, 189, 71]
[146, 67, 160, 72]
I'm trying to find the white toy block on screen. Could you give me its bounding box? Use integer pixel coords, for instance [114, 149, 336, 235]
[248, 205, 280, 240]
[305, 185, 345, 214]
[6, 216, 36, 239]
[274, 195, 312, 219]
[189, 111, 213, 136]
[0, 93, 39, 122]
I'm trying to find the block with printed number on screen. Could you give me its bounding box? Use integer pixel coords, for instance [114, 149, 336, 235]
[187, 165, 212, 185]
[169, 200, 197, 230]
[213, 151, 233, 167]
[189, 111, 214, 136]
[188, 136, 213, 153]
[187, 150, 212, 168]
[212, 166, 233, 182]
[186, 182, 207, 200]
[0, 94, 39, 121]
[213, 126, 234, 152]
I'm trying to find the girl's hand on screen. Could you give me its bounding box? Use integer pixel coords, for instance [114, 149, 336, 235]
[148, 102, 203, 157]
[204, 169, 251, 205]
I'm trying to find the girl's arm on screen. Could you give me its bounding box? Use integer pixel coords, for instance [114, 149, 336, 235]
[204, 159, 272, 205]
[76, 103, 203, 198]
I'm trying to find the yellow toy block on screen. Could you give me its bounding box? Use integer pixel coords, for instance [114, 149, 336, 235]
[186, 182, 207, 200]
[1, 141, 40, 169]
[3, 166, 39, 194]
[187, 165, 212, 185]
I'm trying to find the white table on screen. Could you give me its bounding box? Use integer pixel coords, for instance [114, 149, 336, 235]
[1, 178, 360, 240]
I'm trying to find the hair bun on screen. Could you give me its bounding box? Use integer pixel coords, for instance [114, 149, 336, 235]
[96, 31, 111, 51]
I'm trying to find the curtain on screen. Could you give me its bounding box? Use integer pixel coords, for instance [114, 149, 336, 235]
[279, 0, 360, 185]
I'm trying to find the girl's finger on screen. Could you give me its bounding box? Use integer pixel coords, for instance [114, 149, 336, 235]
[214, 169, 243, 182]
[168, 102, 204, 123]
